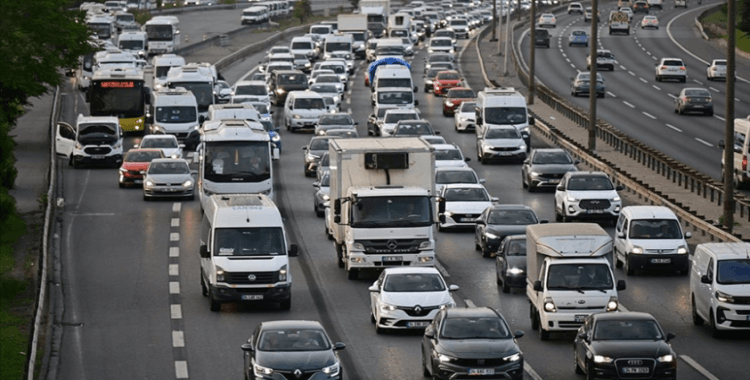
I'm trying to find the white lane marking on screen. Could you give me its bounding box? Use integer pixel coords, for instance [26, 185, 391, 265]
[169, 281, 180, 294]
[171, 218, 180, 227]
[169, 264, 179, 277]
[666, 124, 683, 132]
[714, 115, 726, 121]
[465, 299, 476, 307]
[623, 101, 635, 108]
[679, 355, 720, 380]
[643, 112, 657, 119]
[175, 361, 189, 379]
[434, 260, 450, 278]
[695, 138, 713, 147]
[345, 98, 351, 104]
[652, 56, 658, 60]
[524, 363, 544, 380]
[652, 85, 661, 91]
[736, 98, 741, 102]
[693, 79, 703, 85]
[607, 91, 617, 98]
[628, 71, 636, 76]
[639, 78, 648, 83]
[169, 247, 180, 257]
[641, 47, 646, 51]
[171, 304, 182, 319]
[565, 58, 571, 63]
[170, 233, 179, 241]
[550, 116, 556, 120]
[668, 93, 677, 99]
[173, 331, 185, 347]
[347, 108, 352, 114]
[562, 53, 567, 58]
[709, 87, 719, 93]
[570, 63, 576, 69]
[172, 203, 181, 212]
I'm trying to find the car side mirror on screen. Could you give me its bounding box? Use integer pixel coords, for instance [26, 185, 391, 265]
[415, 100, 419, 106]
[333, 199, 341, 215]
[438, 214, 445, 223]
[312, 182, 320, 188]
[718, 140, 725, 149]
[556, 185, 565, 191]
[354, 122, 359, 125]
[617, 231, 625, 238]
[199, 245, 209, 258]
[424, 329, 435, 338]
[302, 146, 307, 150]
[533, 281, 543, 292]
[514, 330, 525, 339]
[288, 244, 299, 257]
[617, 280, 626, 291]
[434, 131, 440, 135]
[479, 178, 486, 184]
[140, 170, 146, 175]
[685, 232, 692, 239]
[476, 220, 485, 225]
[449, 284, 459, 291]
[700, 275, 711, 284]
[523, 159, 530, 164]
[577, 331, 587, 341]
[199, 115, 205, 123]
[491, 197, 499, 203]
[574, 160, 581, 165]
[616, 185, 624, 191]
[334, 342, 346, 350]
[666, 332, 675, 342]
[178, 144, 186, 149]
[368, 284, 379, 292]
[464, 157, 471, 162]
[414, 86, 418, 92]
[539, 220, 549, 224]
[241, 343, 254, 352]
[528, 116, 535, 125]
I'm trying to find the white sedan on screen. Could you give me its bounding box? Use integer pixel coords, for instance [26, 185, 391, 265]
[538, 13, 557, 28]
[136, 135, 184, 159]
[369, 267, 458, 334]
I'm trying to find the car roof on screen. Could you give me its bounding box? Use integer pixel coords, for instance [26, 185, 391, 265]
[445, 307, 500, 319]
[260, 320, 325, 330]
[432, 143, 459, 150]
[487, 204, 534, 212]
[142, 134, 177, 140]
[444, 183, 486, 190]
[568, 171, 608, 177]
[150, 158, 187, 164]
[621, 205, 677, 219]
[436, 166, 476, 173]
[383, 267, 441, 275]
[591, 311, 657, 322]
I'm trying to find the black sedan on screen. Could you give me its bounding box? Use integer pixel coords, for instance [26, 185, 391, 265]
[494, 235, 527, 293]
[474, 204, 543, 257]
[521, 148, 579, 192]
[574, 312, 677, 380]
[241, 320, 345, 380]
[422, 307, 524, 380]
[674, 87, 713, 116]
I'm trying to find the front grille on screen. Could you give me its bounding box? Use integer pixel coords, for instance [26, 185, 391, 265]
[539, 173, 564, 179]
[729, 320, 750, 327]
[234, 288, 270, 294]
[360, 239, 427, 254]
[453, 358, 507, 367]
[558, 321, 584, 328]
[373, 260, 412, 267]
[614, 358, 656, 379]
[172, 132, 188, 139]
[645, 249, 677, 254]
[579, 199, 611, 210]
[275, 369, 320, 380]
[397, 305, 439, 317]
[226, 271, 279, 285]
[490, 146, 519, 152]
[558, 306, 605, 310]
[732, 296, 750, 305]
[155, 183, 178, 187]
[451, 213, 480, 221]
[84, 146, 112, 155]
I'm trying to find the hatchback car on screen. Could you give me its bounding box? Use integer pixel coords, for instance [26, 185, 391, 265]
[476, 126, 527, 164]
[136, 134, 184, 159]
[391, 120, 437, 137]
[586, 50, 615, 71]
[380, 109, 420, 136]
[302, 136, 338, 177]
[435, 166, 485, 194]
[521, 148, 579, 192]
[311, 74, 345, 95]
[574, 312, 677, 380]
[571, 72, 605, 98]
[568, 2, 584, 13]
[118, 149, 164, 188]
[424, 53, 454, 73]
[707, 59, 728, 81]
[538, 13, 556, 28]
[454, 101, 478, 132]
[494, 235, 528, 293]
[442, 87, 476, 116]
[241, 320, 345, 380]
[655, 58, 687, 82]
[313, 172, 330, 217]
[438, 184, 496, 230]
[232, 80, 271, 105]
[422, 307, 524, 380]
[633, 1, 650, 12]
[142, 158, 194, 200]
[641, 15, 659, 29]
[568, 30, 589, 47]
[433, 143, 471, 168]
[534, 28, 550, 48]
[475, 204, 541, 257]
[369, 267, 458, 333]
[433, 70, 464, 96]
[428, 37, 456, 55]
[674, 88, 713, 116]
[554, 171, 623, 224]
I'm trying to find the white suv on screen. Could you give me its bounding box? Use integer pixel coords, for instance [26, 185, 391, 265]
[568, 2, 584, 13]
[554, 171, 623, 224]
[438, 183, 497, 230]
[655, 58, 687, 82]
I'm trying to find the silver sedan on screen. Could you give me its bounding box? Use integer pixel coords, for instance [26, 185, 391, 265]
[142, 158, 195, 201]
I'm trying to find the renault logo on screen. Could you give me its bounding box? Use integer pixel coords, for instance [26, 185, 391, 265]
[414, 305, 422, 314]
[293, 369, 302, 378]
[628, 360, 643, 366]
[386, 240, 398, 250]
[247, 274, 256, 281]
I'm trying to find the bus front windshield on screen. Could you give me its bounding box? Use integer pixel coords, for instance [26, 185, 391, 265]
[119, 40, 144, 50]
[204, 141, 271, 182]
[145, 24, 174, 41]
[88, 23, 112, 39]
[90, 80, 145, 118]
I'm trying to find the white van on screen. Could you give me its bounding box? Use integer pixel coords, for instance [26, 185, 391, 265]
[199, 194, 298, 311]
[323, 33, 354, 60]
[475, 87, 534, 147]
[148, 87, 202, 149]
[241, 6, 269, 25]
[152, 54, 185, 90]
[614, 206, 691, 276]
[283, 91, 327, 132]
[117, 30, 148, 57]
[719, 118, 750, 189]
[290, 36, 319, 60]
[55, 114, 124, 168]
[690, 243, 750, 336]
[371, 64, 415, 92]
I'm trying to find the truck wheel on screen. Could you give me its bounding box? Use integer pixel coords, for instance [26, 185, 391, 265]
[501, 278, 510, 293]
[336, 243, 344, 268]
[279, 298, 291, 310]
[200, 273, 208, 297]
[209, 293, 221, 312]
[692, 296, 704, 326]
[539, 324, 550, 341]
[625, 254, 635, 276]
[530, 305, 539, 330]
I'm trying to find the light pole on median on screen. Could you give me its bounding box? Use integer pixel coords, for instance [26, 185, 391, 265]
[491, 0, 498, 41]
[529, 0, 536, 105]
[587, 0, 599, 151]
[723, 0, 737, 232]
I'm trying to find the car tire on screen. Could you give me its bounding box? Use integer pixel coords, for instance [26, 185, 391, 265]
[316, 208, 324, 218]
[119, 182, 125, 188]
[347, 267, 359, 280]
[598, 93, 604, 98]
[422, 352, 431, 377]
[625, 254, 635, 276]
[709, 310, 723, 338]
[482, 248, 491, 258]
[200, 273, 209, 297]
[681, 77, 686, 83]
[522, 175, 528, 189]
[539, 324, 550, 341]
[529, 182, 537, 193]
[143, 194, 149, 201]
[375, 322, 384, 335]
[209, 292, 221, 312]
[692, 296, 704, 326]
[279, 298, 291, 310]
[656, 75, 661, 82]
[615, 249, 624, 268]
[475, 241, 481, 251]
[555, 202, 563, 222]
[707, 110, 714, 116]
[575, 352, 584, 374]
[586, 360, 596, 380]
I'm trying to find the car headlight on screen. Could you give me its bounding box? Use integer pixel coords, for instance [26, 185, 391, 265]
[253, 360, 274, 376]
[279, 264, 288, 282]
[271, 134, 280, 142]
[305, 153, 319, 162]
[145, 180, 154, 187]
[276, 88, 285, 95]
[333, 96, 340, 103]
[322, 194, 330, 201]
[75, 142, 83, 150]
[215, 266, 226, 282]
[484, 232, 499, 240]
[380, 303, 396, 312]
[426, 80, 433, 85]
[503, 353, 521, 362]
[445, 101, 454, 107]
[419, 240, 433, 249]
[594, 355, 614, 364]
[676, 246, 688, 254]
[606, 297, 619, 311]
[428, 48, 434, 53]
[716, 291, 735, 303]
[611, 196, 621, 202]
[519, 144, 527, 151]
[322, 362, 340, 376]
[530, 171, 541, 178]
[293, 114, 302, 119]
[171, 154, 180, 159]
[305, 62, 311, 67]
[444, 211, 454, 217]
[449, 49, 455, 54]
[352, 242, 365, 251]
[631, 246, 644, 254]
[657, 355, 674, 363]
[566, 196, 578, 202]
[182, 180, 193, 188]
[543, 297, 556, 312]
[507, 267, 524, 275]
[438, 354, 457, 363]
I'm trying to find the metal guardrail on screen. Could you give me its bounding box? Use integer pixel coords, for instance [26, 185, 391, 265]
[498, 12, 750, 240]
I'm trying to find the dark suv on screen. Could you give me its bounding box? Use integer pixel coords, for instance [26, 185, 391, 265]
[267, 70, 308, 106]
[633, 1, 650, 13]
[534, 28, 550, 48]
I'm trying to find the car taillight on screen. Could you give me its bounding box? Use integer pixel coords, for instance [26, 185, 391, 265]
[743, 155, 747, 171]
[682, 97, 689, 102]
[680, 66, 686, 70]
[661, 66, 667, 69]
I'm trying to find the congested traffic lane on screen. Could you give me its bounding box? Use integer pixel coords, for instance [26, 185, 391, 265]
[519, 2, 750, 181]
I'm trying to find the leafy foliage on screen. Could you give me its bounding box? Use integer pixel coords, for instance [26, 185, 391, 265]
[294, 0, 313, 24]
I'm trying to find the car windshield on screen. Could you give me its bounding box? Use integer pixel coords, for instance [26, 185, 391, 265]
[395, 123, 432, 135]
[377, 77, 411, 88]
[567, 175, 614, 191]
[384, 113, 418, 123]
[319, 115, 353, 125]
[505, 240, 527, 256]
[321, 64, 345, 74]
[448, 89, 474, 98]
[440, 316, 510, 339]
[717, 259, 750, 284]
[426, 69, 443, 78]
[252, 104, 270, 114]
[378, 91, 414, 105]
[148, 161, 189, 174]
[294, 98, 325, 109]
[141, 138, 178, 148]
[124, 150, 162, 162]
[547, 264, 613, 290]
[350, 196, 432, 227]
[684, 89, 711, 97]
[450, 20, 468, 26]
[437, 72, 460, 80]
[214, 227, 285, 257]
[278, 74, 306, 84]
[431, 39, 452, 47]
[484, 107, 527, 125]
[376, 46, 405, 55]
[260, 120, 274, 132]
[309, 138, 331, 150]
[311, 26, 330, 35]
[235, 85, 266, 95]
[460, 102, 478, 112]
[258, 329, 331, 352]
[444, 187, 488, 201]
[713, 61, 727, 66]
[436, 31, 454, 38]
[594, 319, 663, 340]
[488, 210, 537, 225]
[320, 174, 330, 187]
[571, 30, 587, 36]
[155, 107, 196, 123]
[485, 128, 520, 139]
[532, 151, 573, 164]
[311, 84, 338, 94]
[429, 55, 453, 63]
[663, 60, 683, 66]
[383, 273, 446, 292]
[629, 219, 682, 239]
[317, 76, 340, 83]
[436, 170, 477, 184]
[291, 41, 312, 49]
[435, 149, 462, 161]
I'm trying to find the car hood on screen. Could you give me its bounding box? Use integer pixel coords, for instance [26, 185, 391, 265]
[590, 340, 672, 359]
[435, 160, 468, 168]
[482, 138, 525, 148]
[456, 111, 475, 119]
[566, 189, 618, 199]
[486, 225, 531, 239]
[157, 147, 181, 157]
[436, 80, 461, 85]
[530, 163, 576, 174]
[145, 173, 192, 183]
[255, 350, 336, 371]
[122, 162, 150, 171]
[382, 291, 453, 307]
[447, 98, 473, 103]
[446, 201, 492, 214]
[438, 338, 517, 358]
[308, 149, 327, 158]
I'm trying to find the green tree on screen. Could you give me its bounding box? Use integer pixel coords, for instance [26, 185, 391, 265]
[741, 0, 750, 32]
[293, 0, 313, 24]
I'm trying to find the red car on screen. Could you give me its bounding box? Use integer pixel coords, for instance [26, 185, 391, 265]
[442, 87, 476, 116]
[433, 70, 464, 96]
[118, 149, 164, 188]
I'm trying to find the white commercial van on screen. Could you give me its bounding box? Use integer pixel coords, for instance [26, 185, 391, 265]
[371, 64, 416, 92]
[475, 87, 534, 147]
[148, 87, 202, 149]
[166, 64, 215, 119]
[55, 114, 124, 168]
[117, 30, 148, 57]
[199, 194, 298, 311]
[719, 118, 750, 189]
[690, 243, 750, 336]
[290, 36, 319, 60]
[87, 15, 118, 44]
[323, 33, 354, 60]
[152, 54, 185, 90]
[241, 6, 269, 25]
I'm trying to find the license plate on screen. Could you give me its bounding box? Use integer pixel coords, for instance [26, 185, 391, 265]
[468, 368, 494, 375]
[651, 258, 671, 264]
[241, 295, 263, 300]
[746, 316, 750, 321]
[91, 155, 105, 159]
[460, 218, 475, 222]
[587, 209, 604, 214]
[134, 180, 143, 184]
[163, 188, 177, 192]
[382, 256, 403, 262]
[575, 314, 587, 322]
[407, 321, 430, 328]
[622, 367, 649, 374]
[549, 179, 560, 184]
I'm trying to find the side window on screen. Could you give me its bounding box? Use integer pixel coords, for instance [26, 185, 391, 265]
[498, 239, 507, 255]
[200, 213, 210, 250]
[539, 261, 547, 282]
[616, 214, 625, 232]
[377, 271, 386, 287]
[734, 131, 746, 154]
[706, 258, 714, 281]
[60, 123, 75, 139]
[622, 218, 629, 237]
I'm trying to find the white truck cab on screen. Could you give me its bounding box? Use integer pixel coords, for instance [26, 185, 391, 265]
[148, 87, 202, 149]
[55, 114, 124, 168]
[199, 194, 298, 311]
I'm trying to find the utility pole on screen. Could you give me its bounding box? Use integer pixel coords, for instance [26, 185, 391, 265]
[497, 3, 503, 53]
[503, 4, 510, 76]
[491, 0, 498, 41]
[587, 0, 599, 151]
[723, 0, 737, 231]
[529, 0, 536, 105]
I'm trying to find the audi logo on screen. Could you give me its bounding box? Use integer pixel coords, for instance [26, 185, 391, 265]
[247, 274, 256, 281]
[628, 360, 643, 366]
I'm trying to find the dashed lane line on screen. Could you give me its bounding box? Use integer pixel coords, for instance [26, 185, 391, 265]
[173, 331, 185, 348]
[171, 218, 180, 227]
[169, 281, 180, 294]
[709, 87, 719, 93]
[607, 91, 617, 98]
[695, 138, 713, 147]
[170, 232, 179, 241]
[170, 247, 180, 257]
[714, 115, 726, 121]
[668, 93, 677, 99]
[171, 304, 183, 319]
[623, 101, 635, 108]
[639, 78, 648, 83]
[652, 85, 661, 91]
[666, 124, 683, 132]
[643, 112, 657, 119]
[628, 71, 636, 76]
[169, 264, 179, 276]
[679, 355, 720, 380]
[172, 203, 181, 212]
[175, 361, 189, 379]
[693, 79, 703, 85]
[524, 363, 544, 380]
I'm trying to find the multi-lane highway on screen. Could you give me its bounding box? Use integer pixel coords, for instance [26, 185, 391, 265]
[51, 5, 750, 380]
[519, 1, 750, 181]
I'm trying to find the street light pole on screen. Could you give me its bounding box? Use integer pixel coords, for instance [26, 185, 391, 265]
[529, 0, 536, 105]
[503, 3, 511, 75]
[723, 0, 737, 231]
[491, 0, 498, 41]
[587, 0, 599, 151]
